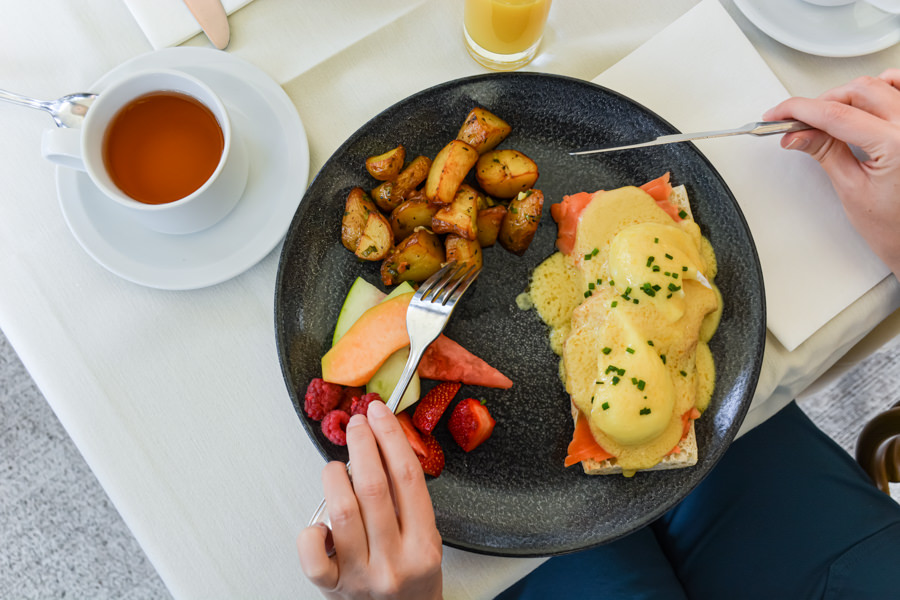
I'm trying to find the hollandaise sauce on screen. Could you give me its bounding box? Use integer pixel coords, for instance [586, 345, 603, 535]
[527, 184, 721, 472]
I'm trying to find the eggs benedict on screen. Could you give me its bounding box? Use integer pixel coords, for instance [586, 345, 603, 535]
[527, 174, 721, 476]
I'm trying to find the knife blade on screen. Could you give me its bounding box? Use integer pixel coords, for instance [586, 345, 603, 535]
[183, 0, 230, 50]
[569, 120, 812, 155]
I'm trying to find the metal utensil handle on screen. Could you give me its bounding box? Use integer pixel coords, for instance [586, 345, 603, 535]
[0, 89, 50, 112]
[748, 120, 812, 136]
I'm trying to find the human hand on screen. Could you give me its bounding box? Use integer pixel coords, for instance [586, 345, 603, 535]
[297, 400, 443, 600]
[763, 69, 900, 280]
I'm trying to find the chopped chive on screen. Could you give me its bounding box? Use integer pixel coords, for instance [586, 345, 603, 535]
[666, 293, 672, 299]
[584, 253, 592, 260]
[652, 265, 661, 272]
[682, 266, 688, 272]
[588, 282, 595, 290]
[596, 278, 603, 286]
[605, 365, 618, 374]
[584, 290, 592, 298]
[617, 368, 626, 376]
[672, 273, 679, 279]
[660, 355, 667, 365]
[665, 271, 671, 276]
[633, 298, 639, 304]
[678, 209, 688, 219]
[680, 370, 688, 377]
[654, 237, 659, 243]
[631, 377, 638, 385]
[626, 347, 635, 354]
[609, 279, 615, 286]
[591, 247, 599, 256]
[637, 380, 646, 391]
[646, 256, 655, 267]
[640, 407, 652, 415]
[665, 253, 674, 260]
[611, 301, 618, 308]
[612, 376, 620, 385]
[602, 402, 610, 410]
[641, 283, 656, 297]
[668, 283, 682, 292]
[602, 347, 612, 355]
[591, 396, 595, 403]
[647, 340, 655, 346]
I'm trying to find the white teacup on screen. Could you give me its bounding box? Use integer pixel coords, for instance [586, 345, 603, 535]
[42, 69, 248, 235]
[801, 0, 900, 12]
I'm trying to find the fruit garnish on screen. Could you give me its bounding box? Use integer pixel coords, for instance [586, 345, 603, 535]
[448, 398, 496, 452]
[321, 410, 351, 446]
[412, 381, 462, 434]
[397, 412, 444, 477]
[350, 392, 381, 416]
[304, 378, 344, 421]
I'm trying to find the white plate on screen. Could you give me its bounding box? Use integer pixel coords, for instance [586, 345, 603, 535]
[57, 48, 309, 290]
[734, 0, 900, 57]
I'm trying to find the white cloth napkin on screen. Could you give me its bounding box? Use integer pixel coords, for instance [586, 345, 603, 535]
[122, 0, 254, 49]
[593, 0, 890, 352]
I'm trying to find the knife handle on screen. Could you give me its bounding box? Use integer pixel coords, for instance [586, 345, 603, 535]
[749, 120, 812, 136]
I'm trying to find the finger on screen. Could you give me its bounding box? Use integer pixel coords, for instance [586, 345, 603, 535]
[779, 128, 865, 185]
[816, 76, 900, 122]
[297, 524, 339, 591]
[366, 401, 438, 538]
[763, 97, 888, 159]
[345, 413, 402, 556]
[878, 68, 900, 91]
[321, 460, 369, 567]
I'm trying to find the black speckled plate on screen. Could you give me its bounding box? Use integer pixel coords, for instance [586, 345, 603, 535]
[275, 73, 765, 557]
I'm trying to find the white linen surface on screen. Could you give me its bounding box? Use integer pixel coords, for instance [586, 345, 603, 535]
[0, 0, 898, 599]
[595, 0, 889, 352]
[122, 0, 254, 49]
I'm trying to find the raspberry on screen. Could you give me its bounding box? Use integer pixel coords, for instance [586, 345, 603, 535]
[321, 410, 351, 446]
[304, 378, 344, 421]
[350, 392, 382, 416]
[338, 386, 365, 414]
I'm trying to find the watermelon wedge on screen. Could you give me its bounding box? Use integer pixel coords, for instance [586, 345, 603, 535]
[419, 336, 513, 389]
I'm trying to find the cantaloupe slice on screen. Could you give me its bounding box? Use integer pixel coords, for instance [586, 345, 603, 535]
[321, 292, 414, 386]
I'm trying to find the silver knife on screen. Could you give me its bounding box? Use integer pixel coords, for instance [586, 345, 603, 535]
[183, 0, 230, 50]
[570, 120, 812, 155]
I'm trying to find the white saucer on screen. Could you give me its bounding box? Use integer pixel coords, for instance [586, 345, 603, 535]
[57, 48, 309, 290]
[734, 0, 900, 57]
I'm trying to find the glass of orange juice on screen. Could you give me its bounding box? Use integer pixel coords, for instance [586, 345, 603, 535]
[464, 0, 552, 71]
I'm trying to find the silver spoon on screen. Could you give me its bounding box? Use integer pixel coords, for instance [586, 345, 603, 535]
[0, 89, 97, 128]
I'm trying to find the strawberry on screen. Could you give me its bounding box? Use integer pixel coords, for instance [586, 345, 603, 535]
[412, 381, 462, 434]
[397, 412, 428, 457]
[448, 398, 496, 452]
[418, 432, 445, 477]
[397, 412, 445, 477]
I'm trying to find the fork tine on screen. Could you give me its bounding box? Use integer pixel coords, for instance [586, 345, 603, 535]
[434, 263, 476, 305]
[445, 265, 481, 305]
[416, 261, 458, 301]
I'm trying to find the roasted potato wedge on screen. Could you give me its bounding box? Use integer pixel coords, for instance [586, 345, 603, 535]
[431, 184, 478, 241]
[341, 187, 379, 252]
[444, 235, 483, 272]
[475, 149, 539, 198]
[456, 108, 511, 154]
[424, 140, 479, 205]
[381, 228, 445, 285]
[499, 189, 543, 255]
[354, 211, 393, 261]
[476, 205, 507, 248]
[365, 145, 406, 181]
[373, 155, 432, 212]
[390, 197, 440, 241]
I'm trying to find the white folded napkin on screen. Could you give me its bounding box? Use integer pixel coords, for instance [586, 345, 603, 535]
[593, 0, 890, 352]
[123, 0, 254, 49]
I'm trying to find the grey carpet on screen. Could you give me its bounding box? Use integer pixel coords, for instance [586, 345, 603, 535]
[1, 328, 898, 598]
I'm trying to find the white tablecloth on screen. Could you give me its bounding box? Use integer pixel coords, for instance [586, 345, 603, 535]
[1, 1, 898, 598]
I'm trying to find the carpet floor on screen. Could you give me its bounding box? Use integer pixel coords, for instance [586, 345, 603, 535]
[1, 329, 898, 598]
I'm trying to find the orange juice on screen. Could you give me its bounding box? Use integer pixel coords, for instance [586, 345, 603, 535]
[464, 0, 551, 70]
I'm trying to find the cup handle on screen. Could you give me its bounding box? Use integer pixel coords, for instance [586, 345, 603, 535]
[41, 128, 86, 171]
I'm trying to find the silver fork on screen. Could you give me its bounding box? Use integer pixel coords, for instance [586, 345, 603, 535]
[308, 261, 482, 547]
